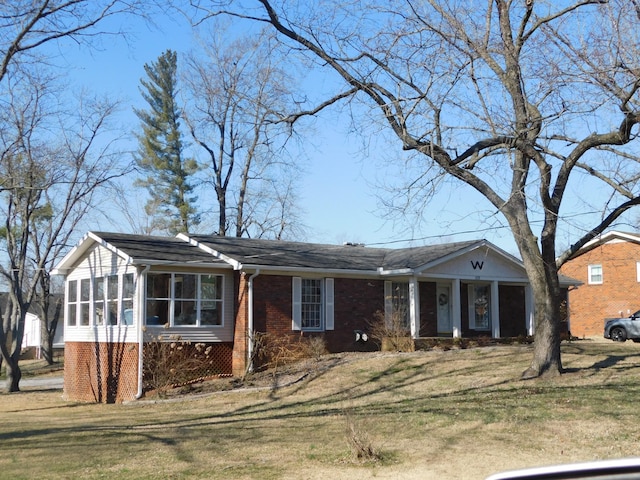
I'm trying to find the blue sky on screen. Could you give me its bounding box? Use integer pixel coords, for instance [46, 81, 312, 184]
[51, 9, 638, 258]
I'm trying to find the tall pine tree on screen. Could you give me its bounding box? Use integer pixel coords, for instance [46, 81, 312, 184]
[134, 49, 199, 234]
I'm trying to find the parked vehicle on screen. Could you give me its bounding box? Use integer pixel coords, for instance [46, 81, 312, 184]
[604, 310, 640, 342]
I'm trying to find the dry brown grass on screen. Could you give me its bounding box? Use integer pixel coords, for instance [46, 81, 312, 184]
[2, 338, 640, 479]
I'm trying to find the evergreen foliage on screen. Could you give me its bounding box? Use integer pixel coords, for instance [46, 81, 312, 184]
[134, 49, 199, 234]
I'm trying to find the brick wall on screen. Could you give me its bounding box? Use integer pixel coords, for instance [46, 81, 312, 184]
[251, 274, 384, 353]
[64, 341, 139, 403]
[560, 241, 640, 337]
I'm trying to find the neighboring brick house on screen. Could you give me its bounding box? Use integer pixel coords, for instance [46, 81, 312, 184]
[559, 231, 640, 338]
[52, 231, 574, 403]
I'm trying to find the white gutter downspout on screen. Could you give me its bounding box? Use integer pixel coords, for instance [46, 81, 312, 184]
[136, 265, 151, 399]
[247, 269, 260, 373]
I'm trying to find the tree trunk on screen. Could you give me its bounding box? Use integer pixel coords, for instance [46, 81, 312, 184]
[4, 353, 21, 392]
[519, 247, 563, 378]
[522, 286, 562, 378]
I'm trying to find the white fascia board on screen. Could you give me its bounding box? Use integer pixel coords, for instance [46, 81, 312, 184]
[581, 230, 640, 249]
[135, 259, 234, 269]
[241, 264, 381, 277]
[377, 267, 414, 276]
[50, 231, 133, 275]
[177, 233, 242, 270]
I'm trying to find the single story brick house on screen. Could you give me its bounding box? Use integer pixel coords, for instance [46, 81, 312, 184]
[559, 230, 640, 337]
[52, 231, 574, 402]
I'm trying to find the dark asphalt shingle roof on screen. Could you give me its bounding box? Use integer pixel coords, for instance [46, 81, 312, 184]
[92, 232, 483, 271]
[173, 234, 480, 271]
[92, 232, 227, 265]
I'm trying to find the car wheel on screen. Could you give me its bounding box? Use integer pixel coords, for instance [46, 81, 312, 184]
[611, 327, 627, 342]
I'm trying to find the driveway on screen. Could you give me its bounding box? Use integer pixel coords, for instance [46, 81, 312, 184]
[7, 376, 64, 390]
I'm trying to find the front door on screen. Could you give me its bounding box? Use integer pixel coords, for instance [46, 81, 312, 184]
[437, 284, 452, 335]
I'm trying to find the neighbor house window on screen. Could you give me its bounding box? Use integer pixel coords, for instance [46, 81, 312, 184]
[292, 277, 334, 331]
[468, 284, 491, 331]
[146, 272, 224, 327]
[636, 262, 640, 283]
[384, 281, 410, 329]
[588, 264, 603, 284]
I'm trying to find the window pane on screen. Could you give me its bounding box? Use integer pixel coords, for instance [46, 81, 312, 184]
[107, 275, 119, 300]
[106, 299, 118, 325]
[146, 299, 169, 325]
[123, 273, 134, 298]
[200, 301, 221, 325]
[122, 300, 134, 325]
[68, 304, 77, 327]
[147, 273, 170, 298]
[174, 300, 196, 325]
[589, 265, 602, 283]
[201, 275, 221, 300]
[80, 278, 90, 301]
[68, 280, 77, 302]
[80, 303, 90, 326]
[175, 274, 197, 299]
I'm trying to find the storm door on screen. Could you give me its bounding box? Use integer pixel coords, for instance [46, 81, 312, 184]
[436, 284, 452, 335]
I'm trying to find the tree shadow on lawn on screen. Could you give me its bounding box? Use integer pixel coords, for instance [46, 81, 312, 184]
[561, 342, 640, 375]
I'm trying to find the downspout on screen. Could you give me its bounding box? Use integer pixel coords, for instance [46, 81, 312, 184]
[136, 265, 151, 399]
[247, 269, 260, 373]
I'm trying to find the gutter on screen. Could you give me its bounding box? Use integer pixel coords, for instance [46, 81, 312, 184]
[247, 269, 260, 373]
[136, 265, 151, 399]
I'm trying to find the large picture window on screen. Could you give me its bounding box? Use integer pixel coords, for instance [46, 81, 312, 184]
[146, 272, 224, 327]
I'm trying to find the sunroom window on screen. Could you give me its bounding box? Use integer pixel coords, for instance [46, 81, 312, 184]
[145, 272, 223, 327]
[67, 273, 137, 327]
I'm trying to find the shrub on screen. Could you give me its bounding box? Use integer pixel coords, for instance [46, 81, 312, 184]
[142, 335, 219, 396]
[367, 309, 414, 352]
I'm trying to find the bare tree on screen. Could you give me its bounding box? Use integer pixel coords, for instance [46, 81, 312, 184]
[0, 67, 132, 391]
[193, 0, 640, 377]
[0, 1, 146, 86]
[183, 26, 306, 238]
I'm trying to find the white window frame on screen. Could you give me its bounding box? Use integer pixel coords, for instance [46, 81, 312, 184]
[67, 273, 137, 328]
[145, 272, 224, 328]
[588, 264, 603, 285]
[292, 277, 334, 331]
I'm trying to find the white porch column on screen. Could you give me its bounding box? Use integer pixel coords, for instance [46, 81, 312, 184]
[525, 284, 534, 336]
[409, 276, 420, 338]
[491, 280, 500, 338]
[452, 278, 461, 338]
